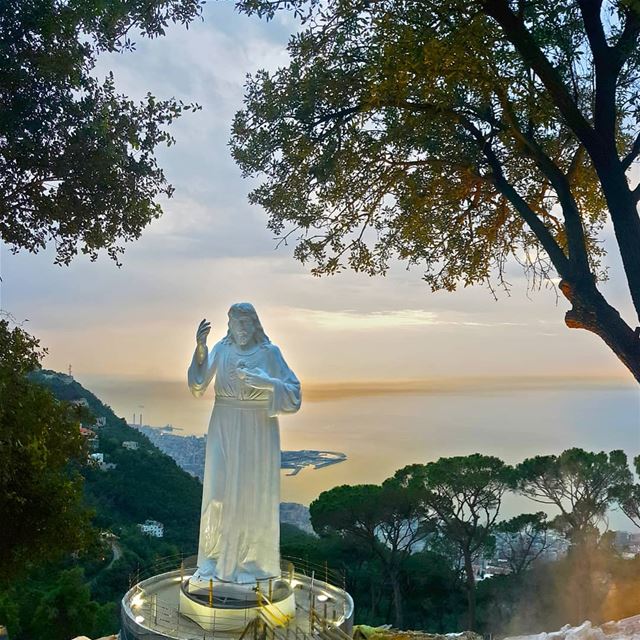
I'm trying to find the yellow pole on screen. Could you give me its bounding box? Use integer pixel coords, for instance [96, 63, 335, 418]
[209, 578, 214, 608]
[268, 578, 273, 601]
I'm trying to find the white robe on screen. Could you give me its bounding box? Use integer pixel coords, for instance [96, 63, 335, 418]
[188, 338, 301, 584]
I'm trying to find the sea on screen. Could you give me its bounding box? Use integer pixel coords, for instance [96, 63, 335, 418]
[82, 376, 640, 529]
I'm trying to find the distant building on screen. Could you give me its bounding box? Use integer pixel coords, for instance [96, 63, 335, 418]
[139, 520, 164, 538]
[123, 441, 140, 450]
[614, 531, 640, 556]
[80, 426, 99, 451]
[41, 372, 73, 385]
[614, 530, 633, 550]
[90, 452, 117, 471]
[70, 398, 89, 408]
[95, 416, 106, 427]
[100, 530, 118, 541]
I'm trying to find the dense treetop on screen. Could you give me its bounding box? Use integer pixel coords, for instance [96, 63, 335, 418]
[0, 0, 203, 264]
[231, 0, 640, 380]
[0, 322, 91, 584]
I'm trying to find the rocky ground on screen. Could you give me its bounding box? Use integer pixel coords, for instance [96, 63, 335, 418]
[503, 615, 640, 640]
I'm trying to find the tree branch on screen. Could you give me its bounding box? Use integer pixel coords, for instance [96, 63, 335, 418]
[496, 89, 591, 274]
[613, 4, 640, 66]
[622, 132, 640, 171]
[461, 119, 572, 278]
[567, 146, 586, 182]
[312, 104, 363, 127]
[578, 0, 618, 138]
[482, 0, 596, 152]
[578, 0, 608, 62]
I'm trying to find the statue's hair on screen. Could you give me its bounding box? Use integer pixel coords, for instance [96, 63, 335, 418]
[223, 302, 270, 345]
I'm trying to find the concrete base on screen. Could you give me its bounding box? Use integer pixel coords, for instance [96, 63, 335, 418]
[178, 578, 296, 631]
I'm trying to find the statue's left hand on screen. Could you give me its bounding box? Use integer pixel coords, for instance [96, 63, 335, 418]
[241, 368, 275, 391]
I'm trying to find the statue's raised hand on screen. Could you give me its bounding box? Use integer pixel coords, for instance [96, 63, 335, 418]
[195, 319, 211, 365]
[196, 319, 211, 345]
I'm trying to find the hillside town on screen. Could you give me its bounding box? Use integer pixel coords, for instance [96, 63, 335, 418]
[132, 422, 347, 481]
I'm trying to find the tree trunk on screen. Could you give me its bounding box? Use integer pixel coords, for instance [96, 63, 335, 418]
[591, 156, 640, 324]
[560, 278, 640, 382]
[463, 552, 477, 631]
[389, 570, 404, 629]
[370, 581, 377, 619]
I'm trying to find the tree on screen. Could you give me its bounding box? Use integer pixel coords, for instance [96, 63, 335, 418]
[515, 449, 632, 620]
[610, 454, 640, 528]
[496, 512, 549, 574]
[17, 567, 115, 640]
[394, 455, 514, 630]
[0, 320, 92, 583]
[231, 0, 640, 381]
[516, 448, 633, 544]
[0, 0, 202, 265]
[310, 482, 433, 628]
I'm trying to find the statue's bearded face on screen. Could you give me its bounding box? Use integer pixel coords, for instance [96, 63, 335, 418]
[229, 314, 256, 346]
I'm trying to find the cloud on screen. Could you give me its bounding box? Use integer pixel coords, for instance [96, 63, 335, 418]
[292, 308, 439, 329]
[287, 308, 528, 330]
[2, 5, 636, 385]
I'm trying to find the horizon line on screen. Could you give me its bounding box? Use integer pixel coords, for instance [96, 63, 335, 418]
[74, 371, 637, 401]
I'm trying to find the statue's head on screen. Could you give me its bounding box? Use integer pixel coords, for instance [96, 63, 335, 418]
[224, 302, 270, 347]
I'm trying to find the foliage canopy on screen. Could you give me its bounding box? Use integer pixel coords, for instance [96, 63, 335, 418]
[394, 455, 514, 629]
[232, 0, 640, 380]
[0, 0, 203, 264]
[310, 482, 433, 627]
[0, 321, 92, 583]
[516, 447, 633, 542]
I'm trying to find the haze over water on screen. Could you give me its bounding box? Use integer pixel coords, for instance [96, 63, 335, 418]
[83, 374, 639, 526]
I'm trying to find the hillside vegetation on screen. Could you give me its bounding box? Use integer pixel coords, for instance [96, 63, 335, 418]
[0, 371, 202, 639]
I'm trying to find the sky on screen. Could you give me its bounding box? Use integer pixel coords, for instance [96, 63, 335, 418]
[1, 2, 639, 390]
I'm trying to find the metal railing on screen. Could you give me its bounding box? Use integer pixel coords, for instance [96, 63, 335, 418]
[280, 556, 346, 589]
[126, 554, 346, 593]
[121, 553, 352, 640]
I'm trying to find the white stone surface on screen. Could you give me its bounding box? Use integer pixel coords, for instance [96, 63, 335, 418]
[503, 616, 640, 640]
[188, 303, 301, 585]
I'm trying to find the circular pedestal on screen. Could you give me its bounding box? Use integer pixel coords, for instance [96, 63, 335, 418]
[178, 578, 296, 631]
[121, 564, 354, 640]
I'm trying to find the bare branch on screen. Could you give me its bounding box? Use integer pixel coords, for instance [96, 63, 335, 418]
[622, 132, 640, 171]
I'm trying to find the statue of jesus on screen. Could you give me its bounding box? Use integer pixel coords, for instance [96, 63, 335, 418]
[188, 303, 301, 585]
